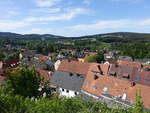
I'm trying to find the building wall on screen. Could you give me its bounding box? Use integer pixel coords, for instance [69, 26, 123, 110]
[58, 87, 79, 98]
[54, 60, 61, 71]
[0, 62, 3, 69]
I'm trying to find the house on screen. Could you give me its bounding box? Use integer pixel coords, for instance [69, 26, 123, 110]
[131, 67, 150, 87]
[57, 60, 91, 75]
[0, 59, 19, 69]
[78, 52, 97, 63]
[104, 51, 116, 60]
[73, 52, 86, 59]
[104, 58, 117, 65]
[57, 54, 66, 60]
[117, 60, 141, 68]
[134, 59, 150, 65]
[0, 59, 19, 85]
[81, 64, 150, 108]
[34, 54, 44, 60]
[104, 53, 113, 60]
[19, 50, 35, 59]
[0, 69, 5, 85]
[37, 69, 53, 82]
[118, 56, 133, 62]
[50, 71, 86, 97]
[108, 64, 137, 80]
[50, 60, 91, 97]
[54, 60, 61, 71]
[22, 58, 49, 70]
[48, 53, 57, 60]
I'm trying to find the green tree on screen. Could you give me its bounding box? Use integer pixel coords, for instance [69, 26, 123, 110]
[132, 90, 144, 113]
[5, 67, 42, 98]
[85, 52, 104, 63]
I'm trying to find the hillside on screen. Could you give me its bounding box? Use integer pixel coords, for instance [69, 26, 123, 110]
[1, 32, 150, 42]
[77, 32, 150, 42]
[0, 32, 65, 40]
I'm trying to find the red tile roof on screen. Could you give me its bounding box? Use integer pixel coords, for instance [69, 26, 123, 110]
[39, 56, 49, 62]
[0, 75, 5, 83]
[37, 70, 52, 81]
[58, 60, 91, 75]
[82, 71, 150, 108]
[118, 60, 141, 68]
[2, 59, 19, 69]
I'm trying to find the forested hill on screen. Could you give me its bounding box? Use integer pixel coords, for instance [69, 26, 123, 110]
[76, 32, 150, 42]
[0, 32, 65, 40]
[1, 32, 150, 42]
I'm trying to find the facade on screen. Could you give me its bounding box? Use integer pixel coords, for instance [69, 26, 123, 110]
[49, 59, 150, 108]
[50, 71, 86, 97]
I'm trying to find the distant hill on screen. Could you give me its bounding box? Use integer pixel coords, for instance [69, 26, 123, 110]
[76, 32, 150, 42]
[0, 32, 65, 40]
[1, 32, 150, 42]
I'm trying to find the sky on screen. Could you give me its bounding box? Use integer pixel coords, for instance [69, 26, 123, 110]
[0, 0, 150, 36]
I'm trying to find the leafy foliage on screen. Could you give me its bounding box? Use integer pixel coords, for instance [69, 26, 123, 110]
[5, 67, 42, 98]
[85, 52, 104, 63]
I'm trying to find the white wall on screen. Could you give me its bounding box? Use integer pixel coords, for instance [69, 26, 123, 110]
[54, 60, 61, 71]
[58, 88, 79, 98]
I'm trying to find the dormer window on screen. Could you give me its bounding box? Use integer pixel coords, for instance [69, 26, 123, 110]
[69, 73, 73, 76]
[123, 74, 130, 79]
[135, 76, 141, 81]
[77, 74, 80, 77]
[85, 81, 90, 86]
[74, 92, 77, 95]
[62, 88, 65, 92]
[94, 75, 99, 80]
[93, 85, 97, 89]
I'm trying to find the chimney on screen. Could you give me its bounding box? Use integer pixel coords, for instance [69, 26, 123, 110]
[131, 82, 136, 87]
[68, 59, 71, 62]
[98, 65, 103, 75]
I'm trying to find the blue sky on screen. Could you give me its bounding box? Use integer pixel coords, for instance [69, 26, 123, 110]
[0, 0, 150, 36]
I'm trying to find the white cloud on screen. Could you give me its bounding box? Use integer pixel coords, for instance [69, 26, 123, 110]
[1, 18, 150, 37]
[0, 20, 29, 31]
[35, 0, 62, 7]
[83, 0, 91, 5]
[31, 7, 61, 14]
[20, 28, 53, 34]
[66, 18, 150, 36]
[111, 0, 143, 3]
[26, 8, 89, 22]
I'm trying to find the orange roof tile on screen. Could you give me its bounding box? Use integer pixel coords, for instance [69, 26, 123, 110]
[0, 76, 5, 83]
[118, 60, 141, 68]
[58, 60, 91, 75]
[37, 70, 52, 81]
[82, 70, 150, 108]
[39, 56, 49, 62]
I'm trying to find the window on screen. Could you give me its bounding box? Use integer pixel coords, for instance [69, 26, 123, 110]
[135, 76, 141, 81]
[70, 73, 73, 76]
[77, 74, 80, 77]
[123, 74, 130, 79]
[66, 90, 69, 93]
[93, 85, 97, 89]
[94, 75, 99, 80]
[74, 92, 77, 95]
[85, 81, 90, 86]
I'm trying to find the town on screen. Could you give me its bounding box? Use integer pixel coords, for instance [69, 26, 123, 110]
[0, 37, 150, 112]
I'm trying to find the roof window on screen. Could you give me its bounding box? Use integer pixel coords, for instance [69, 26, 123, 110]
[93, 85, 97, 89]
[135, 76, 141, 81]
[85, 81, 90, 86]
[69, 73, 73, 76]
[94, 75, 99, 80]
